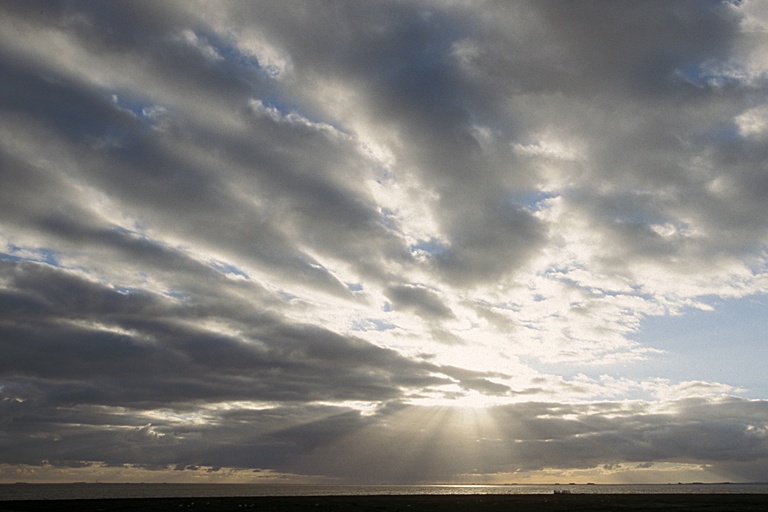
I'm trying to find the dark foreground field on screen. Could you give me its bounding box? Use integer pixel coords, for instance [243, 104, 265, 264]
[2, 494, 768, 512]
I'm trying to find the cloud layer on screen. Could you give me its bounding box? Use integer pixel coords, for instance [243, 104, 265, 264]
[1, 0, 768, 483]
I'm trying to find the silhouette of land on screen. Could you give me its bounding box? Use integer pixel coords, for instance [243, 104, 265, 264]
[2, 494, 768, 511]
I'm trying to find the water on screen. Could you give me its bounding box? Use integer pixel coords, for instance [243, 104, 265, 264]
[1, 483, 767, 501]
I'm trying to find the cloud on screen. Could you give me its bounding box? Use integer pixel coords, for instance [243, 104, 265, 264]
[386, 284, 454, 320]
[3, 391, 766, 483]
[0, 261, 457, 406]
[2, 0, 768, 484]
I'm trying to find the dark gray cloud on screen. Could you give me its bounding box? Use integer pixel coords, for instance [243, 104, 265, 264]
[386, 284, 454, 320]
[3, 393, 766, 483]
[2, 0, 768, 484]
[296, 397, 768, 483]
[0, 260, 460, 408]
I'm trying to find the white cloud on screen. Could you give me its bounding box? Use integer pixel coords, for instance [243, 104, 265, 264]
[736, 105, 768, 137]
[173, 29, 224, 62]
[2, 0, 768, 484]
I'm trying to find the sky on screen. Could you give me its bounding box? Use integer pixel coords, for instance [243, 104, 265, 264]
[1, 0, 768, 485]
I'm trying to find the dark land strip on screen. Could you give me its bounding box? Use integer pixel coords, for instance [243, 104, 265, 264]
[2, 494, 768, 512]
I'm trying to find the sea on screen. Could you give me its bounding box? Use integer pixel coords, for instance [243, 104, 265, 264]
[1, 483, 768, 501]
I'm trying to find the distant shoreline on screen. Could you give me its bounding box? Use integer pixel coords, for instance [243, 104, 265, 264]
[2, 494, 768, 512]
